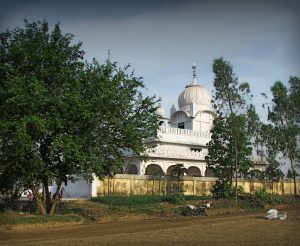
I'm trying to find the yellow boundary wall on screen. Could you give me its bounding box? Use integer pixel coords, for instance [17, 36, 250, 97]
[96, 174, 300, 196]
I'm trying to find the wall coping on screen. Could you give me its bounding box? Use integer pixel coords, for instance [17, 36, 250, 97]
[107, 174, 300, 183]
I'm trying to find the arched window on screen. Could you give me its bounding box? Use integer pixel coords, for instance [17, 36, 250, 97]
[205, 168, 214, 177]
[187, 166, 202, 177]
[145, 164, 164, 176]
[124, 164, 138, 174]
[166, 165, 176, 175]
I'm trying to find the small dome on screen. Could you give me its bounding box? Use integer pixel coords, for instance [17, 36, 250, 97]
[178, 80, 212, 111]
[156, 106, 165, 117]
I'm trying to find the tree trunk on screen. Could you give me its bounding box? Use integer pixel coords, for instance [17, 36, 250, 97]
[152, 179, 154, 195]
[49, 200, 58, 216]
[48, 183, 62, 216]
[290, 158, 297, 196]
[293, 174, 297, 196]
[229, 168, 233, 190]
[231, 114, 238, 203]
[232, 126, 238, 203]
[234, 148, 238, 203]
[42, 185, 45, 205]
[37, 201, 47, 215]
[30, 183, 47, 216]
[42, 178, 52, 213]
[12, 187, 20, 200]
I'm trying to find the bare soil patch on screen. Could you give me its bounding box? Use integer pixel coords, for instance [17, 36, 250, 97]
[1, 207, 299, 246]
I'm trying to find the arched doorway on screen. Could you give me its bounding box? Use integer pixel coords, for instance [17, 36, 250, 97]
[187, 166, 202, 177]
[205, 168, 214, 177]
[145, 164, 164, 176]
[124, 164, 138, 174]
[166, 165, 176, 175]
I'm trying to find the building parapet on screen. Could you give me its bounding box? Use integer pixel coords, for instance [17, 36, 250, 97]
[146, 145, 207, 160]
[157, 126, 210, 146]
[159, 126, 210, 138]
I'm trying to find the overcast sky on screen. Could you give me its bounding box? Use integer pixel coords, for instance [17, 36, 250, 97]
[1, 0, 299, 120]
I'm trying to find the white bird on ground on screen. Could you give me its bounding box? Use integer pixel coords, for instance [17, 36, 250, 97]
[266, 209, 278, 219]
[278, 212, 287, 220]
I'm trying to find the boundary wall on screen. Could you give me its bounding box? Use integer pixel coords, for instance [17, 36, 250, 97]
[96, 174, 300, 196]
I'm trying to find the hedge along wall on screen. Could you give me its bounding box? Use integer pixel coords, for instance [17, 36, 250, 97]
[96, 174, 300, 196]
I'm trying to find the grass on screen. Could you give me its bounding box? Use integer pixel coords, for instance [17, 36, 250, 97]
[91, 194, 211, 206]
[69, 193, 294, 218]
[211, 191, 299, 211]
[53, 194, 212, 219]
[88, 194, 212, 217]
[2, 193, 298, 225]
[0, 211, 83, 225]
[88, 193, 299, 217]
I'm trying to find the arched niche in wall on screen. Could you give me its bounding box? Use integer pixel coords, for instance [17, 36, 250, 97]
[145, 164, 164, 176]
[124, 164, 138, 175]
[187, 166, 202, 177]
[170, 111, 190, 129]
[166, 165, 176, 176]
[205, 168, 214, 177]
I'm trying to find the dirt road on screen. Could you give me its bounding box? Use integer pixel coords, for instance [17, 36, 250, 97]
[1, 209, 300, 246]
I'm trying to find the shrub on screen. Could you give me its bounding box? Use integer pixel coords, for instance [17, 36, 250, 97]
[163, 193, 185, 204]
[238, 188, 286, 209]
[212, 180, 234, 199]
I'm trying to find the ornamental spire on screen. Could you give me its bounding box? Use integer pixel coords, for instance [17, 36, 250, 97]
[191, 62, 198, 85]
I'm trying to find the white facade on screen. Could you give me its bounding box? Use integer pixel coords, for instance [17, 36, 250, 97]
[126, 65, 216, 177]
[51, 174, 100, 199]
[60, 65, 267, 198]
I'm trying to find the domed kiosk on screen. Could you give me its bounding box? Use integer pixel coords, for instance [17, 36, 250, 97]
[170, 64, 215, 132]
[178, 63, 212, 114]
[178, 79, 212, 112]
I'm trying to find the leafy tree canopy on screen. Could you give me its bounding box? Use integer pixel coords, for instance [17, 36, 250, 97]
[267, 77, 300, 195]
[0, 20, 160, 215]
[259, 124, 284, 181]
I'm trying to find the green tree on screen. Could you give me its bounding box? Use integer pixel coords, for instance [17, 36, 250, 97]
[267, 77, 300, 196]
[206, 57, 253, 201]
[286, 168, 299, 179]
[247, 104, 262, 156]
[206, 116, 233, 197]
[0, 20, 160, 215]
[246, 103, 284, 182]
[206, 114, 252, 198]
[260, 124, 284, 181]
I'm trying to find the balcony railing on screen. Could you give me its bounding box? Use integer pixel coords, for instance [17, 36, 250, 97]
[158, 126, 210, 138]
[147, 146, 207, 160]
[251, 155, 267, 164]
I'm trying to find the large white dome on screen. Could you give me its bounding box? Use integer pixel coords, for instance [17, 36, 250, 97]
[178, 78, 212, 111]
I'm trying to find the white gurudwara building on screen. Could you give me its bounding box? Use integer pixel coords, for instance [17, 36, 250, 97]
[124, 64, 216, 177]
[55, 64, 266, 198]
